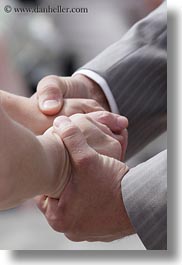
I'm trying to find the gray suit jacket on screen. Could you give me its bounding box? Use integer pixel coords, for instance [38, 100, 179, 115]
[82, 2, 167, 250]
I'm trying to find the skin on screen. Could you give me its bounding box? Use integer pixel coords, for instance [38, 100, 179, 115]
[0, 96, 128, 210]
[0, 74, 132, 240]
[0, 104, 61, 210]
[36, 116, 134, 242]
[35, 74, 134, 241]
[36, 74, 111, 116]
[0, 90, 106, 135]
[35, 74, 128, 159]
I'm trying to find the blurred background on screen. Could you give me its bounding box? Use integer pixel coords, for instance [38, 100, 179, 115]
[0, 0, 165, 250]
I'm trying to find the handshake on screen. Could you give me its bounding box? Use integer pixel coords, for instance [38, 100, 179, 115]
[0, 74, 134, 242]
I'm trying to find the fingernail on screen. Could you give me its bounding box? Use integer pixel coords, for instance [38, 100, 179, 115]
[41, 99, 60, 110]
[117, 117, 128, 128]
[43, 197, 49, 209]
[54, 116, 71, 129]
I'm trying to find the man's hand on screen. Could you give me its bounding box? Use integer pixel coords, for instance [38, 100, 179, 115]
[36, 74, 110, 116]
[36, 115, 133, 242]
[68, 111, 128, 161]
[41, 111, 128, 199]
[0, 74, 112, 135]
[0, 90, 105, 135]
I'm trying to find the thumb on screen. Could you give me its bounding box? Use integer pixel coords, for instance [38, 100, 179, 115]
[37, 75, 63, 116]
[53, 116, 95, 164]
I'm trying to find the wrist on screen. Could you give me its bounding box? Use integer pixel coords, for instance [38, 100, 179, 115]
[72, 74, 110, 111]
[38, 131, 71, 198]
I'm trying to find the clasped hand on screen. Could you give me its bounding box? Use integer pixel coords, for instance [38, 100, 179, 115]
[0, 74, 134, 241]
[34, 75, 134, 242]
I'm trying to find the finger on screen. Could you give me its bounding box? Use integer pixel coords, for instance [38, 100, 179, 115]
[35, 196, 59, 219]
[121, 129, 128, 161]
[34, 195, 48, 214]
[43, 197, 59, 222]
[87, 117, 125, 144]
[53, 116, 95, 163]
[86, 111, 128, 133]
[42, 197, 66, 233]
[58, 99, 104, 117]
[112, 133, 124, 144]
[37, 75, 63, 115]
[70, 113, 125, 152]
[70, 113, 114, 138]
[35, 196, 62, 231]
[81, 99, 104, 113]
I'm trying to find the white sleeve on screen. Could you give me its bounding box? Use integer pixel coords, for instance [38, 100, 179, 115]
[73, 69, 119, 114]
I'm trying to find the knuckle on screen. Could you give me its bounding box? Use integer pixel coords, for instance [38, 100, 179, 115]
[119, 162, 129, 175]
[124, 163, 129, 172]
[38, 75, 58, 85]
[43, 74, 59, 80]
[122, 128, 128, 138]
[100, 110, 109, 115]
[75, 151, 96, 169]
[91, 111, 112, 123]
[37, 76, 61, 94]
[45, 211, 59, 224]
[113, 142, 122, 159]
[46, 212, 70, 233]
[87, 99, 99, 107]
[100, 111, 111, 120]
[49, 220, 67, 233]
[41, 75, 60, 84]
[65, 233, 82, 242]
[103, 137, 121, 160]
[48, 220, 62, 232]
[112, 138, 120, 148]
[92, 100, 102, 109]
[70, 113, 84, 122]
[38, 85, 60, 97]
[82, 99, 103, 113]
[61, 124, 78, 140]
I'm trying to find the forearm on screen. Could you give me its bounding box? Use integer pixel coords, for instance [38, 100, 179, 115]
[0, 105, 65, 210]
[0, 90, 52, 135]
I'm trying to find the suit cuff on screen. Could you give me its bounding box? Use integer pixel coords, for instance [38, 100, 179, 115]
[73, 69, 119, 114]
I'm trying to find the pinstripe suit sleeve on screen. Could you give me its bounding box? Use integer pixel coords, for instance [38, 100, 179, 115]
[81, 2, 167, 159]
[122, 150, 167, 250]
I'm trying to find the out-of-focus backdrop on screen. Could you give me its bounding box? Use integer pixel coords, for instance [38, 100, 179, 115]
[0, 0, 165, 250]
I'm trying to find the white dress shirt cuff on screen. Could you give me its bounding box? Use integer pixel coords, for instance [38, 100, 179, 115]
[73, 69, 119, 114]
